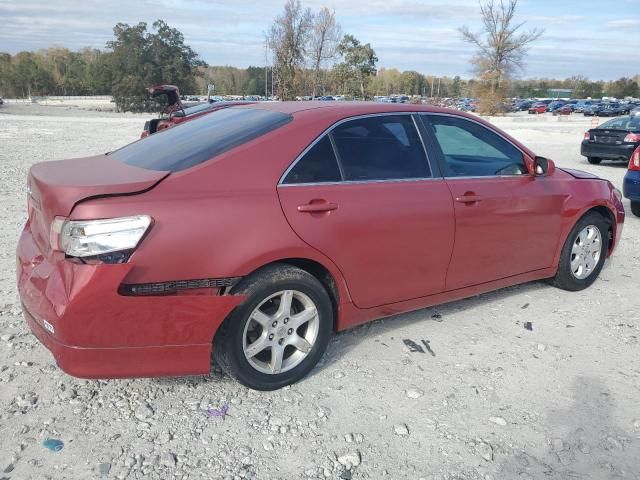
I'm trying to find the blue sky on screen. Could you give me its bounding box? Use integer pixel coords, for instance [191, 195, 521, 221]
[0, 0, 638, 80]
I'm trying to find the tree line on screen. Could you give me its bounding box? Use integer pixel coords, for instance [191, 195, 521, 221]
[0, 20, 203, 111]
[194, 67, 640, 100]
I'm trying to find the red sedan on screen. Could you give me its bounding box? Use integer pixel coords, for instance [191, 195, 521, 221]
[528, 102, 548, 114]
[17, 103, 625, 390]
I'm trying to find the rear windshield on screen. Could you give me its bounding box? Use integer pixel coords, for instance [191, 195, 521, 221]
[111, 108, 292, 172]
[600, 116, 640, 131]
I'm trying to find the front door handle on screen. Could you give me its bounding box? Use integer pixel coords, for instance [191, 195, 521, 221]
[455, 193, 482, 204]
[297, 201, 338, 213]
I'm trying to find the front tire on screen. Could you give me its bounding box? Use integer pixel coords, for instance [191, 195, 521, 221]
[587, 157, 602, 165]
[213, 264, 332, 390]
[550, 212, 609, 291]
[631, 201, 640, 217]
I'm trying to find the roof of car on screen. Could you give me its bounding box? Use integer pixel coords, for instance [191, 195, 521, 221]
[244, 101, 453, 116]
[237, 101, 537, 160]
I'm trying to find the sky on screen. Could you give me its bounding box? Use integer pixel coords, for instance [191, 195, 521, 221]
[0, 0, 638, 80]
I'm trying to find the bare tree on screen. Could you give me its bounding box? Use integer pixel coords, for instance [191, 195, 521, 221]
[309, 7, 341, 99]
[268, 0, 312, 100]
[459, 0, 542, 113]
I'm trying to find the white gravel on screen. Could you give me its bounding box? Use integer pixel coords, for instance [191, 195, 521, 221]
[1, 104, 639, 479]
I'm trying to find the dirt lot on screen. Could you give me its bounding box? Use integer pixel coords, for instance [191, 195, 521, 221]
[0, 103, 639, 480]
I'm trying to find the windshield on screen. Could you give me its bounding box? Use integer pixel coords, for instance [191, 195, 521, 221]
[111, 108, 292, 172]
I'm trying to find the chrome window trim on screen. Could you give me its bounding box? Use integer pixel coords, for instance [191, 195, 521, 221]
[278, 177, 442, 188]
[278, 112, 435, 186]
[420, 112, 532, 179]
[443, 175, 530, 181]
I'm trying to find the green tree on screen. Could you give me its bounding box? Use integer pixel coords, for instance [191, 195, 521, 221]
[399, 70, 425, 95]
[450, 75, 463, 97]
[12, 52, 54, 97]
[332, 34, 377, 98]
[107, 20, 204, 111]
[606, 77, 639, 98]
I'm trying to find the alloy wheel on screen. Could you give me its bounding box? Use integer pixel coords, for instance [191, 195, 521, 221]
[242, 290, 320, 375]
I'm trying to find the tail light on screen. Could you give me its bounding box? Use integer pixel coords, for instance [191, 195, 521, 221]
[629, 146, 640, 171]
[623, 133, 640, 143]
[50, 215, 152, 263]
[583, 131, 590, 140]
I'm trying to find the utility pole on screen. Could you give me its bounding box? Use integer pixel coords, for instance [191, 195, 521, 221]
[264, 38, 268, 99]
[430, 77, 434, 98]
[437, 77, 441, 98]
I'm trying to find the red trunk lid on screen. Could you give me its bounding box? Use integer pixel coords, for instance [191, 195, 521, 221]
[27, 154, 168, 255]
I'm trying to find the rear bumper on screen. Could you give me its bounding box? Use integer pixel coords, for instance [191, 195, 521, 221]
[17, 222, 243, 379]
[581, 141, 634, 161]
[623, 170, 640, 201]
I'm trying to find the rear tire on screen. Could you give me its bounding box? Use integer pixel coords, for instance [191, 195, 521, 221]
[212, 264, 332, 390]
[587, 157, 602, 165]
[550, 212, 610, 291]
[631, 201, 640, 217]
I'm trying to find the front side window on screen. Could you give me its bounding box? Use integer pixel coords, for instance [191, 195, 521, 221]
[330, 115, 430, 181]
[425, 115, 526, 177]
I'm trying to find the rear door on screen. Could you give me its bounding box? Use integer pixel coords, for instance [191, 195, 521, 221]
[277, 114, 455, 309]
[420, 113, 567, 290]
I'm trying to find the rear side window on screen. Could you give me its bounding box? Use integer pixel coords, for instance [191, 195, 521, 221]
[330, 115, 430, 181]
[283, 136, 341, 184]
[111, 108, 292, 172]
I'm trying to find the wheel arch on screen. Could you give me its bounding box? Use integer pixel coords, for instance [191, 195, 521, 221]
[584, 204, 616, 255]
[554, 203, 617, 268]
[231, 257, 346, 332]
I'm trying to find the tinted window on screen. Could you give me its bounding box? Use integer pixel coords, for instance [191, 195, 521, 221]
[600, 118, 627, 129]
[283, 136, 341, 184]
[111, 108, 292, 172]
[425, 115, 526, 177]
[331, 115, 430, 181]
[600, 116, 640, 131]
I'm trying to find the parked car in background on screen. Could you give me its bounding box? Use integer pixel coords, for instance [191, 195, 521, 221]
[17, 102, 624, 389]
[573, 100, 596, 113]
[548, 101, 566, 112]
[515, 100, 533, 111]
[141, 84, 255, 138]
[583, 104, 601, 116]
[553, 104, 574, 115]
[528, 102, 548, 114]
[581, 115, 640, 164]
[623, 146, 640, 216]
[621, 102, 640, 114]
[597, 103, 627, 117]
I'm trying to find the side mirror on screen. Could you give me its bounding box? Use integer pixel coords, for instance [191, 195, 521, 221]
[534, 156, 555, 176]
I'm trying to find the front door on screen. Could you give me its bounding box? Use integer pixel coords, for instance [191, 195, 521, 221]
[421, 114, 567, 290]
[278, 114, 455, 308]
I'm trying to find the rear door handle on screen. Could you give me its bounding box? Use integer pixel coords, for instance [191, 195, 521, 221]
[297, 201, 338, 213]
[455, 194, 482, 204]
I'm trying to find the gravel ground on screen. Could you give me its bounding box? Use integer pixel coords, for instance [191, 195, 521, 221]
[0, 104, 639, 480]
